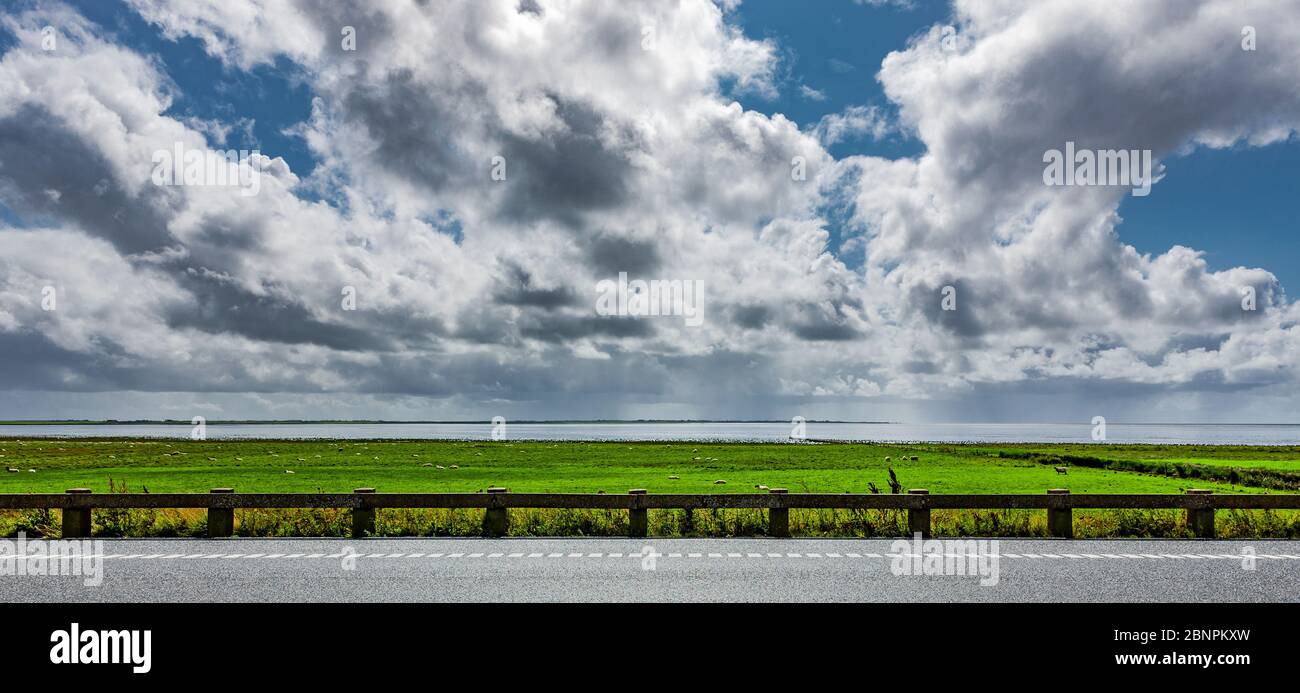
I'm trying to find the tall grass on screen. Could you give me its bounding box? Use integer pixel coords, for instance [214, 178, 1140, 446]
[2, 472, 1294, 539]
[5, 507, 1295, 539]
[1012, 451, 1300, 491]
[94, 479, 205, 538]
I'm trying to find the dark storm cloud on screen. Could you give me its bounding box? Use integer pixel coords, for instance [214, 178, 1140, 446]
[324, 347, 681, 399]
[0, 110, 455, 356]
[450, 313, 519, 345]
[0, 330, 314, 393]
[585, 232, 661, 276]
[341, 69, 484, 194]
[0, 105, 177, 254]
[300, 0, 397, 61]
[788, 303, 863, 341]
[164, 270, 391, 351]
[0, 332, 128, 391]
[902, 360, 939, 375]
[495, 96, 635, 227]
[907, 279, 996, 340]
[492, 262, 578, 310]
[791, 322, 861, 341]
[340, 72, 635, 229]
[519, 313, 654, 343]
[731, 304, 771, 329]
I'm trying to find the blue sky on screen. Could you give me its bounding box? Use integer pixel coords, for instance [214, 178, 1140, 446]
[67, 0, 319, 176]
[15, 0, 1296, 290]
[732, 0, 944, 160]
[732, 0, 1300, 293]
[1117, 143, 1300, 292]
[2, 0, 1298, 423]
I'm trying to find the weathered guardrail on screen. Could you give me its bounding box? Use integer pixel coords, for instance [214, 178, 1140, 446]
[2, 487, 1297, 539]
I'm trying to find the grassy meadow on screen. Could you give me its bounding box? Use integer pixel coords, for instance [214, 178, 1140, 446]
[1, 438, 1297, 538]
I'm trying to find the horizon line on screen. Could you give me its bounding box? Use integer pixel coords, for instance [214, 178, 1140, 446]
[2, 419, 1299, 426]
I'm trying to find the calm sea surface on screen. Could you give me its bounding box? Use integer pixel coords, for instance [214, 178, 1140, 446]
[1, 422, 1298, 444]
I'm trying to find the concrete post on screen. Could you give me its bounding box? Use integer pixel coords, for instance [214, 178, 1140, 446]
[208, 488, 235, 538]
[62, 489, 92, 538]
[907, 489, 930, 538]
[483, 487, 509, 537]
[352, 488, 376, 538]
[1047, 489, 1072, 538]
[1186, 489, 1215, 538]
[768, 488, 790, 538]
[628, 489, 648, 538]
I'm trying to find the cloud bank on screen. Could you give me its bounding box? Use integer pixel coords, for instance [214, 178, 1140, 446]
[0, 0, 1297, 422]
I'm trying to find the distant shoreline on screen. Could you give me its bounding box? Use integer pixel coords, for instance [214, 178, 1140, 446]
[0, 419, 894, 425]
[1, 420, 1298, 426]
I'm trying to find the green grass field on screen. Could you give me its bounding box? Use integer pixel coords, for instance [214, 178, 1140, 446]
[2, 438, 1298, 495]
[4, 439, 1297, 539]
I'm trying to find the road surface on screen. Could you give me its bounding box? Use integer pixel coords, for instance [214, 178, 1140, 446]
[2, 538, 1296, 602]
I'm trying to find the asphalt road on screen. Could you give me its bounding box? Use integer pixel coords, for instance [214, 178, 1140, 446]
[1, 538, 1296, 602]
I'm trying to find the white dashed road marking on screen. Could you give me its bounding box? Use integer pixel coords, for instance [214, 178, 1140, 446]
[54, 549, 1292, 564]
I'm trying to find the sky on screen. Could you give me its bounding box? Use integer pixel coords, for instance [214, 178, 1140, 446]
[0, 0, 1298, 423]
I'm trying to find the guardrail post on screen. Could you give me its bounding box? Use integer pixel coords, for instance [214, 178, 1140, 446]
[208, 488, 234, 538]
[62, 489, 92, 538]
[483, 487, 509, 537]
[1047, 489, 1072, 538]
[352, 488, 376, 538]
[1186, 489, 1215, 538]
[908, 489, 930, 538]
[768, 488, 790, 538]
[628, 489, 648, 538]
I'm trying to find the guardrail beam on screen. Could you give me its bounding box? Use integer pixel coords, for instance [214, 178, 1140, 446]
[1, 489, 1293, 542]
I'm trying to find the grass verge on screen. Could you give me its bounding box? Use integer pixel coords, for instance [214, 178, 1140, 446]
[2, 439, 1296, 538]
[4, 507, 1297, 539]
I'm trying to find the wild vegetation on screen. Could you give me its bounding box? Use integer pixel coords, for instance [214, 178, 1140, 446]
[1, 439, 1296, 538]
